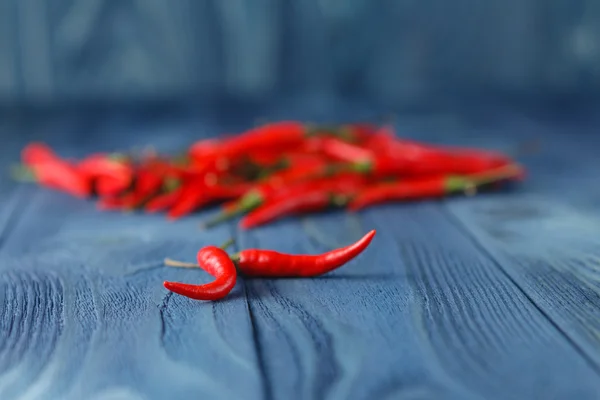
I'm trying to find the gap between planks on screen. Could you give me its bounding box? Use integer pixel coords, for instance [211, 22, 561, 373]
[441, 204, 600, 375]
[227, 222, 273, 400]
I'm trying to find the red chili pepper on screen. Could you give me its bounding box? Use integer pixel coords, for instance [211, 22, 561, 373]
[165, 230, 376, 278]
[21, 142, 57, 166]
[145, 189, 182, 213]
[188, 138, 223, 162]
[201, 159, 335, 228]
[349, 123, 380, 143]
[121, 166, 165, 209]
[358, 127, 512, 177]
[316, 137, 374, 163]
[77, 153, 134, 197]
[95, 174, 133, 197]
[232, 230, 376, 277]
[239, 174, 366, 229]
[166, 178, 248, 220]
[201, 163, 346, 229]
[353, 146, 511, 178]
[13, 160, 91, 198]
[348, 164, 524, 211]
[220, 121, 310, 156]
[163, 245, 237, 301]
[167, 182, 209, 220]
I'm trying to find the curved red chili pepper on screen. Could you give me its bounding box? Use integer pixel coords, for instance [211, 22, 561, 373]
[231, 230, 376, 277]
[163, 246, 237, 301]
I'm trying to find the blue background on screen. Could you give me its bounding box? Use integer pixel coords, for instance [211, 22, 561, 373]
[1, 0, 599, 106]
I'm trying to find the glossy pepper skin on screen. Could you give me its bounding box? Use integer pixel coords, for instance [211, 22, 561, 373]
[232, 230, 376, 277]
[163, 246, 237, 301]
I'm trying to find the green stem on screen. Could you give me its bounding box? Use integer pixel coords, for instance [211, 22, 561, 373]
[10, 164, 37, 182]
[200, 191, 263, 229]
[445, 164, 523, 193]
[219, 238, 235, 251]
[163, 258, 198, 268]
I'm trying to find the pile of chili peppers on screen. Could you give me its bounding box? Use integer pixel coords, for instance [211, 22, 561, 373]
[13, 121, 525, 229]
[163, 230, 377, 301]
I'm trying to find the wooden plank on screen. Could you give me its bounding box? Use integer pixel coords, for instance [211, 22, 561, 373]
[0, 141, 265, 400]
[239, 205, 600, 400]
[446, 194, 600, 369]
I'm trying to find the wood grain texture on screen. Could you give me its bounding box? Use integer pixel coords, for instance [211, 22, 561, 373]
[1, 106, 600, 400]
[0, 193, 265, 400]
[239, 206, 600, 400]
[0, 116, 265, 400]
[446, 195, 600, 369]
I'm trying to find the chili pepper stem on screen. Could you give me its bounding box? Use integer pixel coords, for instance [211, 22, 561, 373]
[164, 238, 235, 268]
[220, 238, 235, 251]
[164, 258, 198, 268]
[446, 163, 524, 194]
[200, 191, 263, 229]
[164, 252, 244, 276]
[10, 164, 36, 182]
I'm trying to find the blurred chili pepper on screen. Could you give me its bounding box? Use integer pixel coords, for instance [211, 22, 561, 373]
[349, 164, 524, 211]
[21, 142, 57, 166]
[352, 145, 510, 178]
[188, 138, 223, 162]
[145, 189, 181, 213]
[201, 160, 340, 228]
[16, 142, 92, 197]
[239, 173, 367, 229]
[316, 137, 374, 163]
[167, 180, 208, 220]
[77, 153, 133, 197]
[167, 178, 250, 220]
[12, 161, 91, 198]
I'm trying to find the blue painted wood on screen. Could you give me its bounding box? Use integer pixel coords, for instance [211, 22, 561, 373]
[447, 195, 600, 367]
[1, 105, 600, 399]
[239, 206, 600, 400]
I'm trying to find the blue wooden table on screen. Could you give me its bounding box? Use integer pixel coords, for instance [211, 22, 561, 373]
[1, 102, 600, 400]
